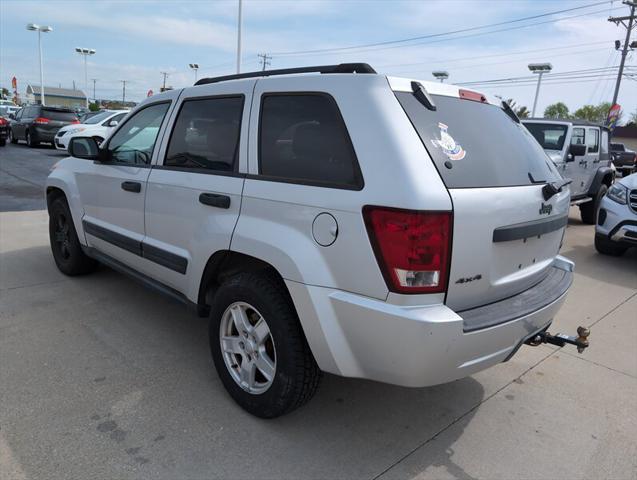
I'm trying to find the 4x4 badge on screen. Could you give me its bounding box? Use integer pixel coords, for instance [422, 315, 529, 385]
[539, 202, 553, 215]
[431, 122, 466, 161]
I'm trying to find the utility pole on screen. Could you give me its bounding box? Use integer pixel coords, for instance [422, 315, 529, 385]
[608, 1, 636, 106]
[160, 71, 169, 91]
[236, 0, 242, 73]
[258, 53, 272, 71]
[90, 78, 97, 102]
[121, 80, 127, 103]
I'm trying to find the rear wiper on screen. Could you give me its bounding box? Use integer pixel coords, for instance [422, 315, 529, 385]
[411, 81, 436, 111]
[542, 178, 572, 200]
[501, 100, 520, 123]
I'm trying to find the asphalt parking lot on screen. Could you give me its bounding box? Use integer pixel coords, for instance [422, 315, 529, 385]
[1, 142, 636, 480]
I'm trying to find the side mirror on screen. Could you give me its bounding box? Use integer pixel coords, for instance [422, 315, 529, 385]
[8, 113, 15, 120]
[68, 136, 105, 160]
[108, 120, 119, 127]
[567, 143, 587, 161]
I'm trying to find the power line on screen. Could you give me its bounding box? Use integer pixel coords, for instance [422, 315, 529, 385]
[271, 1, 613, 56]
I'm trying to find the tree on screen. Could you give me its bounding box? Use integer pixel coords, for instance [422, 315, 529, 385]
[88, 101, 100, 112]
[505, 98, 530, 118]
[573, 102, 622, 124]
[544, 102, 570, 119]
[627, 108, 636, 126]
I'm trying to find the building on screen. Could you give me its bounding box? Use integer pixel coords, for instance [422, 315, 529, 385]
[25, 85, 86, 109]
[612, 124, 637, 151]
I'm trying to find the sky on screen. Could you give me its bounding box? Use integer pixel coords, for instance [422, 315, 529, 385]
[0, 0, 635, 119]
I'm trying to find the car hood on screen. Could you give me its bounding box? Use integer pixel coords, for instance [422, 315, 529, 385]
[545, 151, 564, 163]
[618, 172, 637, 189]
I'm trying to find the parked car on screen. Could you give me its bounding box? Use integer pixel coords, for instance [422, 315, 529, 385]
[78, 111, 104, 123]
[9, 105, 79, 147]
[610, 142, 637, 177]
[595, 172, 637, 256]
[0, 114, 8, 146]
[523, 119, 614, 224]
[47, 63, 582, 418]
[0, 105, 20, 118]
[55, 110, 128, 151]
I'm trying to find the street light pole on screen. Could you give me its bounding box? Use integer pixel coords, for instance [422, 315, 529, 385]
[432, 71, 449, 83]
[75, 47, 96, 108]
[26, 24, 53, 106]
[528, 63, 552, 117]
[236, 0, 242, 74]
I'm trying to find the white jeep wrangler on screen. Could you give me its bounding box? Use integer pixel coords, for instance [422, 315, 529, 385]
[46, 63, 583, 418]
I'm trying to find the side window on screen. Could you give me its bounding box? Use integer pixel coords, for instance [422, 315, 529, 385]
[259, 94, 362, 189]
[571, 128, 585, 146]
[601, 130, 609, 154]
[165, 96, 243, 172]
[586, 128, 599, 153]
[107, 103, 170, 165]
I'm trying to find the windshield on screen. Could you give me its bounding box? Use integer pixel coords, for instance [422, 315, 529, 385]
[523, 123, 568, 151]
[396, 92, 561, 188]
[83, 111, 112, 124]
[41, 109, 78, 122]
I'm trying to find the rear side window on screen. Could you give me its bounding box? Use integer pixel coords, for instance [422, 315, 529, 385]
[586, 128, 599, 153]
[396, 92, 560, 188]
[165, 96, 243, 173]
[259, 94, 362, 189]
[41, 109, 78, 122]
[611, 143, 624, 151]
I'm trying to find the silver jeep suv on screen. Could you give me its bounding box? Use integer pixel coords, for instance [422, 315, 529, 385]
[46, 63, 578, 418]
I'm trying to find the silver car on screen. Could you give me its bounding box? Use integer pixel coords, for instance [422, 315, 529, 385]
[596, 172, 637, 256]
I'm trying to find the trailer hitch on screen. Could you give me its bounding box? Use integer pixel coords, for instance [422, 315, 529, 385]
[526, 326, 590, 353]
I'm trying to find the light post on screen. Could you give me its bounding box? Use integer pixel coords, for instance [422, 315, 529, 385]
[432, 71, 449, 83]
[75, 47, 95, 108]
[189, 63, 199, 82]
[236, 0, 242, 73]
[528, 63, 552, 117]
[26, 23, 53, 106]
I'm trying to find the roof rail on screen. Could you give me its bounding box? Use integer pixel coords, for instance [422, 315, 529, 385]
[194, 63, 376, 86]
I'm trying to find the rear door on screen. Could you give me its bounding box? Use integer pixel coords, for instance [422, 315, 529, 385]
[569, 127, 588, 196]
[395, 88, 569, 311]
[143, 82, 253, 293]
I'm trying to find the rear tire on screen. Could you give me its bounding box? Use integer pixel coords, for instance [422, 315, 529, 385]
[209, 271, 320, 418]
[9, 129, 17, 144]
[594, 234, 627, 256]
[0, 138, 5, 147]
[48, 197, 98, 275]
[580, 184, 608, 225]
[26, 130, 38, 148]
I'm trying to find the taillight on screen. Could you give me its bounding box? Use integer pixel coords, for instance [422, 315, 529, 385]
[71, 119, 80, 124]
[33, 117, 50, 124]
[0, 118, 7, 126]
[363, 206, 452, 294]
[459, 89, 487, 103]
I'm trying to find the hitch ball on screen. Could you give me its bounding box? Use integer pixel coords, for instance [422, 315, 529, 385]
[575, 326, 590, 353]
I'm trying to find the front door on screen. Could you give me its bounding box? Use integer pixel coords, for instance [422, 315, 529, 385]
[143, 82, 253, 296]
[583, 126, 601, 192]
[568, 126, 587, 196]
[77, 100, 173, 266]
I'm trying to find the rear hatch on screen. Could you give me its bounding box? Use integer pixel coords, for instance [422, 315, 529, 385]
[394, 82, 569, 312]
[37, 108, 78, 134]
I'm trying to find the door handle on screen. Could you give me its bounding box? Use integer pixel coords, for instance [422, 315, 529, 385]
[199, 193, 231, 209]
[121, 181, 141, 193]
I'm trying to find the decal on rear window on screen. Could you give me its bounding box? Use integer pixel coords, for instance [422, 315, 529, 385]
[431, 122, 466, 161]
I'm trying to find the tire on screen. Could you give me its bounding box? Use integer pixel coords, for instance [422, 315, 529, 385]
[209, 271, 320, 418]
[48, 197, 98, 275]
[26, 130, 38, 148]
[0, 138, 5, 147]
[580, 184, 608, 225]
[594, 234, 627, 256]
[9, 129, 17, 144]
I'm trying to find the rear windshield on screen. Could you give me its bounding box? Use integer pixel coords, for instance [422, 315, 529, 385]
[610, 143, 624, 151]
[396, 92, 561, 188]
[523, 123, 568, 151]
[83, 111, 112, 124]
[41, 109, 78, 122]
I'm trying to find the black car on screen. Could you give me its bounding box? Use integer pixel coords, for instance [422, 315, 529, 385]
[9, 105, 79, 147]
[0, 115, 8, 147]
[610, 142, 637, 176]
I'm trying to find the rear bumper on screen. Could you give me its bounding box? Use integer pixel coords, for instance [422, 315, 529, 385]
[32, 127, 58, 142]
[289, 255, 574, 388]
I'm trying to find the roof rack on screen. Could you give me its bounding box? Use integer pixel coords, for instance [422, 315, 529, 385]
[195, 63, 376, 86]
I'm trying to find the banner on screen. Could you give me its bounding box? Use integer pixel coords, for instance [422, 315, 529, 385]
[606, 104, 621, 132]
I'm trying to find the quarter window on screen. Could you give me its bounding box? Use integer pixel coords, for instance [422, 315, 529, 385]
[107, 102, 170, 165]
[259, 94, 362, 189]
[571, 128, 585, 146]
[586, 128, 599, 153]
[165, 96, 243, 172]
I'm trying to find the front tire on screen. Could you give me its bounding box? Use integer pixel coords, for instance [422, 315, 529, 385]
[209, 272, 320, 418]
[48, 197, 98, 275]
[9, 129, 17, 144]
[580, 184, 608, 224]
[0, 138, 5, 147]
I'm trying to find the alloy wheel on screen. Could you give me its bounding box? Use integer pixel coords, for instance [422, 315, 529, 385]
[219, 302, 276, 394]
[53, 212, 71, 260]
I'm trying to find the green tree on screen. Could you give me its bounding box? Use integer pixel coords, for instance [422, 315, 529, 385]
[88, 101, 100, 112]
[573, 102, 621, 124]
[629, 108, 637, 125]
[505, 98, 530, 118]
[544, 102, 570, 119]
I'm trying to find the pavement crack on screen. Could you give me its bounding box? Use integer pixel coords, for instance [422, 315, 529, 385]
[588, 291, 637, 329]
[558, 350, 637, 380]
[0, 167, 45, 189]
[1, 279, 69, 292]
